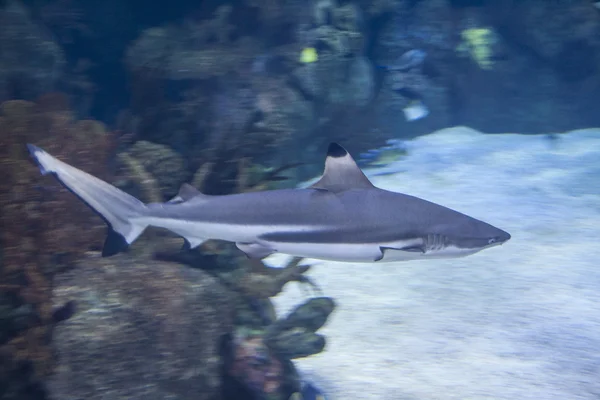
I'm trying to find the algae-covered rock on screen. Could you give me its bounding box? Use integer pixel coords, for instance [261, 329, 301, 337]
[227, 295, 335, 400]
[265, 297, 335, 360]
[125, 140, 187, 200]
[0, 94, 113, 399]
[47, 254, 234, 400]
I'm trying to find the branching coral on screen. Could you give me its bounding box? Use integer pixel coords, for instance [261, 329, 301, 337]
[228, 296, 335, 400]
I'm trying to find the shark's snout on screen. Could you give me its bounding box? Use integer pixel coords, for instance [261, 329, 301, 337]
[486, 227, 511, 247]
[442, 217, 511, 251]
[498, 229, 511, 243]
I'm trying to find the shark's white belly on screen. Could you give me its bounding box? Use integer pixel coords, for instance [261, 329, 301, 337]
[265, 240, 481, 263]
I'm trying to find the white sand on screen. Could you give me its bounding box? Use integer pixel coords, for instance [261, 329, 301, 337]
[267, 127, 600, 400]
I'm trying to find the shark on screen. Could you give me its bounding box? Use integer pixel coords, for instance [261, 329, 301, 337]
[27, 142, 510, 263]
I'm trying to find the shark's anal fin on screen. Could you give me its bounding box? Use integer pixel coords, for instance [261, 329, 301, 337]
[236, 242, 276, 259]
[310, 142, 375, 194]
[376, 244, 426, 261]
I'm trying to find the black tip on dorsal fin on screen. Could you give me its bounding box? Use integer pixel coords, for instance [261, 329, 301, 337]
[310, 141, 374, 193]
[178, 183, 202, 201]
[327, 142, 348, 158]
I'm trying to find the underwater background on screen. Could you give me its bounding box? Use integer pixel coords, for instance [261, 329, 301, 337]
[0, 0, 599, 399]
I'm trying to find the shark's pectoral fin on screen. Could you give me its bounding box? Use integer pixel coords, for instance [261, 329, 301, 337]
[397, 245, 426, 253]
[236, 242, 276, 259]
[376, 244, 426, 261]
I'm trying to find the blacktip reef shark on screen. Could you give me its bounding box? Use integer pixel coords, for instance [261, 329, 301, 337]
[27, 143, 510, 263]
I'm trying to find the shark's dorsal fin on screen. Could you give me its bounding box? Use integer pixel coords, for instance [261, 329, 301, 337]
[310, 142, 374, 193]
[167, 183, 205, 204]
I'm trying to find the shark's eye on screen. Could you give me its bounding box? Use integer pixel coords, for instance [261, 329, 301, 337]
[488, 238, 497, 244]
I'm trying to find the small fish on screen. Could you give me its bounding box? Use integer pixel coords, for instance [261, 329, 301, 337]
[358, 140, 408, 167]
[299, 47, 319, 64]
[403, 99, 430, 122]
[382, 49, 427, 72]
[458, 28, 498, 70]
[377, 49, 427, 72]
[378, 49, 432, 122]
[27, 143, 510, 263]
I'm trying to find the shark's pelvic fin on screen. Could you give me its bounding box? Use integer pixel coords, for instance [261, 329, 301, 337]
[181, 237, 206, 251]
[27, 144, 149, 257]
[236, 242, 276, 259]
[310, 142, 375, 194]
[103, 227, 130, 257]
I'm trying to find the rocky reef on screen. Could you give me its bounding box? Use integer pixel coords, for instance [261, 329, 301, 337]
[0, 95, 335, 400]
[0, 1, 65, 102]
[226, 296, 335, 400]
[46, 255, 234, 400]
[3, 0, 595, 181]
[373, 0, 600, 136]
[0, 94, 113, 399]
[44, 250, 333, 400]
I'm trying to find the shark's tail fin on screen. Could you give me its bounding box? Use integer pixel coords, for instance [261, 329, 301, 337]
[27, 144, 149, 257]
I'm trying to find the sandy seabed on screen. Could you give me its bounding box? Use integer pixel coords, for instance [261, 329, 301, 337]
[268, 126, 600, 400]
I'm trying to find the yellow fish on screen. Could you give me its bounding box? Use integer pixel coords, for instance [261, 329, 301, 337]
[458, 28, 497, 70]
[300, 47, 318, 63]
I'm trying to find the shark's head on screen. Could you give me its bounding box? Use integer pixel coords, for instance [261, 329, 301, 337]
[426, 216, 511, 258]
[442, 216, 511, 253]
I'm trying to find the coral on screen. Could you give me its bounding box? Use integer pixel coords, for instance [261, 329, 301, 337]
[265, 297, 334, 359]
[46, 255, 234, 400]
[126, 7, 259, 81]
[358, 0, 396, 19]
[0, 0, 65, 102]
[290, 0, 375, 120]
[233, 257, 318, 300]
[247, 77, 314, 150]
[0, 93, 112, 395]
[116, 152, 163, 204]
[123, 140, 188, 200]
[227, 296, 335, 400]
[36, 0, 90, 45]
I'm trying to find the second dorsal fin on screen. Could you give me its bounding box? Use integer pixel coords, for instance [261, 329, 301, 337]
[178, 183, 202, 200]
[310, 142, 374, 193]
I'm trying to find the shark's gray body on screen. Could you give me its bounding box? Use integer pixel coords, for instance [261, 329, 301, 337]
[27, 143, 510, 263]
